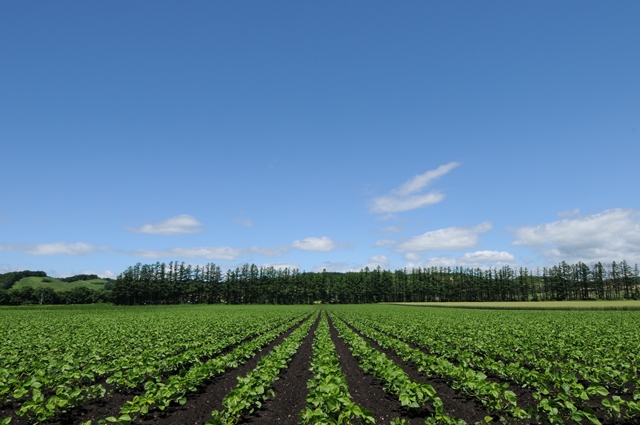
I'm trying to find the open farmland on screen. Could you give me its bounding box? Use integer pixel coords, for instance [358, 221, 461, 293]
[1, 305, 640, 425]
[389, 301, 640, 310]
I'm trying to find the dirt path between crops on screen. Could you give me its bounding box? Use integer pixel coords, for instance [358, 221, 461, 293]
[37, 314, 310, 425]
[326, 314, 425, 424]
[335, 316, 493, 424]
[135, 314, 316, 425]
[239, 314, 318, 424]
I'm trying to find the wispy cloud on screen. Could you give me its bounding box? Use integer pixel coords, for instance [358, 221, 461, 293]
[56, 269, 118, 279]
[375, 239, 396, 247]
[369, 162, 459, 214]
[234, 218, 253, 227]
[291, 236, 339, 252]
[410, 250, 516, 269]
[380, 225, 402, 233]
[25, 242, 97, 256]
[0, 263, 21, 273]
[132, 246, 242, 261]
[512, 208, 640, 264]
[249, 246, 287, 257]
[0, 242, 103, 256]
[129, 214, 203, 235]
[313, 255, 391, 272]
[557, 208, 580, 217]
[394, 222, 492, 252]
[260, 262, 300, 271]
[403, 252, 422, 262]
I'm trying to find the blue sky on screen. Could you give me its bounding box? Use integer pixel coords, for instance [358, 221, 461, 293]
[2, 1, 639, 278]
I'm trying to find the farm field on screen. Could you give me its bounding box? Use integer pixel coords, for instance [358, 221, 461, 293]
[389, 301, 640, 310]
[1, 304, 639, 425]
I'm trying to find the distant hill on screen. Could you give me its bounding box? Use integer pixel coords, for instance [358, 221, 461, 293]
[0, 270, 47, 290]
[13, 276, 111, 292]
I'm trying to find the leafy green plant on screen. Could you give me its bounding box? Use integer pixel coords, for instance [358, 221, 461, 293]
[301, 312, 374, 424]
[207, 313, 318, 424]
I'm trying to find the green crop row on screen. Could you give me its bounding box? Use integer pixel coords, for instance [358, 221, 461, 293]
[206, 312, 318, 425]
[108, 313, 312, 424]
[329, 305, 640, 424]
[301, 312, 374, 424]
[330, 313, 464, 424]
[0, 305, 314, 424]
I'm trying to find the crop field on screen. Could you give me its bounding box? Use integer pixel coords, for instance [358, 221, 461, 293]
[1, 305, 639, 425]
[389, 301, 640, 310]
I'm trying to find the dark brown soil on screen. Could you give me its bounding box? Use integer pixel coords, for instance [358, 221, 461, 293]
[334, 316, 493, 424]
[134, 315, 315, 425]
[40, 315, 310, 425]
[355, 319, 541, 421]
[327, 315, 425, 424]
[239, 315, 318, 424]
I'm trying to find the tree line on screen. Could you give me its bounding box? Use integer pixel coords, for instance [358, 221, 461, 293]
[110, 260, 640, 305]
[2, 261, 638, 306]
[0, 285, 110, 305]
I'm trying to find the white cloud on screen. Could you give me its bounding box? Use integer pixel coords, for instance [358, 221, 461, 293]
[410, 250, 516, 269]
[374, 239, 396, 247]
[54, 269, 118, 279]
[234, 218, 253, 227]
[313, 261, 352, 273]
[396, 222, 492, 252]
[260, 263, 300, 271]
[459, 250, 516, 264]
[371, 193, 446, 214]
[368, 255, 390, 266]
[129, 214, 203, 235]
[250, 246, 287, 257]
[98, 270, 118, 279]
[25, 242, 96, 256]
[370, 162, 459, 214]
[313, 255, 391, 273]
[558, 208, 580, 217]
[404, 252, 422, 262]
[381, 225, 402, 233]
[291, 236, 338, 252]
[0, 263, 20, 274]
[512, 208, 640, 264]
[132, 246, 242, 261]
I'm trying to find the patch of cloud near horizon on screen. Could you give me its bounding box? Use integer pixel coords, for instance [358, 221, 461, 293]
[410, 250, 516, 269]
[512, 208, 640, 264]
[249, 246, 287, 257]
[291, 236, 338, 252]
[56, 269, 118, 279]
[260, 262, 300, 271]
[394, 222, 492, 252]
[26, 242, 97, 256]
[132, 246, 241, 261]
[0, 242, 102, 256]
[369, 162, 459, 214]
[313, 255, 390, 273]
[129, 214, 203, 235]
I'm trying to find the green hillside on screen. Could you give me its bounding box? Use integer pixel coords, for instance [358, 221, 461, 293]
[13, 276, 109, 292]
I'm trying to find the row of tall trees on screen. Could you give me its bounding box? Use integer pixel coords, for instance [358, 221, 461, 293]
[111, 260, 640, 305]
